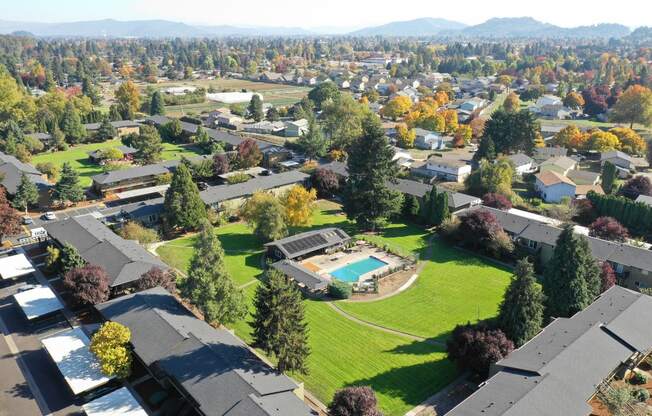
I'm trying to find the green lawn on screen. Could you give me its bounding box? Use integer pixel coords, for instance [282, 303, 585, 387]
[155, 201, 509, 415]
[31, 140, 204, 187]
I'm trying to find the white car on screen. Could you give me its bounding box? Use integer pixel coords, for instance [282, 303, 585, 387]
[43, 212, 57, 221]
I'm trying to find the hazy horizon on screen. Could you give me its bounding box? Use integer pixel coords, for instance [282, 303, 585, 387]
[2, 0, 650, 31]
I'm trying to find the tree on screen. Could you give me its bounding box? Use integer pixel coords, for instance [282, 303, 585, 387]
[136, 266, 176, 292]
[587, 130, 620, 152]
[589, 216, 629, 242]
[12, 173, 38, 212]
[212, 153, 229, 176]
[63, 264, 110, 305]
[465, 159, 513, 197]
[321, 94, 368, 150]
[482, 193, 512, 210]
[282, 185, 317, 227]
[0, 188, 22, 242]
[296, 118, 327, 160]
[563, 91, 585, 109]
[53, 162, 84, 204]
[90, 322, 132, 379]
[342, 114, 402, 231]
[149, 90, 165, 115]
[60, 101, 86, 144]
[266, 106, 280, 121]
[307, 82, 340, 110]
[502, 92, 520, 112]
[446, 323, 514, 377]
[247, 94, 264, 122]
[163, 162, 207, 232]
[498, 259, 545, 347]
[118, 221, 159, 244]
[115, 80, 140, 117]
[610, 127, 646, 155]
[162, 119, 183, 141]
[36, 161, 59, 180]
[132, 125, 163, 164]
[380, 96, 411, 120]
[600, 261, 616, 293]
[251, 269, 310, 374]
[553, 125, 582, 148]
[182, 220, 247, 325]
[620, 176, 652, 200]
[428, 187, 450, 226]
[236, 138, 262, 169]
[543, 225, 601, 319]
[601, 161, 617, 194]
[328, 386, 382, 416]
[402, 193, 420, 219]
[610, 85, 652, 128]
[311, 168, 339, 198]
[474, 136, 496, 161]
[395, 124, 416, 148]
[241, 191, 288, 242]
[454, 125, 472, 147]
[482, 109, 540, 155]
[457, 209, 513, 258]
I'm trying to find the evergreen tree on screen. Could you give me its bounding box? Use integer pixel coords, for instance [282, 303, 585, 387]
[12, 173, 39, 212]
[182, 220, 246, 325]
[266, 106, 280, 121]
[95, 118, 117, 141]
[342, 114, 403, 231]
[543, 225, 601, 319]
[602, 161, 617, 194]
[108, 105, 122, 121]
[53, 162, 84, 204]
[247, 94, 264, 122]
[60, 243, 85, 274]
[474, 136, 496, 161]
[60, 101, 86, 144]
[498, 259, 545, 347]
[163, 162, 207, 232]
[132, 125, 164, 164]
[402, 194, 420, 219]
[251, 269, 310, 374]
[150, 90, 165, 115]
[435, 191, 450, 226]
[296, 118, 327, 160]
[81, 77, 101, 105]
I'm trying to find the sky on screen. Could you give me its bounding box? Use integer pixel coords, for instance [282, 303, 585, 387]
[2, 0, 651, 31]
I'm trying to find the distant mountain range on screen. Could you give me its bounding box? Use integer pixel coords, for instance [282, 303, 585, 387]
[0, 17, 637, 39]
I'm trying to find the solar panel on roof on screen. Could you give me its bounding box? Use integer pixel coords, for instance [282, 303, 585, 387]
[282, 234, 328, 255]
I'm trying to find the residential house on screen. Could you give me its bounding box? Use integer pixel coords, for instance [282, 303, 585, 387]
[533, 146, 568, 163]
[44, 216, 167, 292]
[96, 287, 315, 416]
[0, 151, 50, 206]
[508, 153, 537, 176]
[284, 119, 309, 137]
[215, 112, 243, 129]
[535, 170, 576, 202]
[414, 128, 444, 150]
[88, 145, 137, 163]
[535, 94, 563, 107]
[459, 97, 487, 112]
[448, 285, 652, 416]
[84, 120, 140, 138]
[539, 156, 578, 176]
[423, 156, 472, 183]
[243, 121, 286, 135]
[601, 150, 634, 170]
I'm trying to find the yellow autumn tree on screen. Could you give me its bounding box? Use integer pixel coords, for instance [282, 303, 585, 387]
[90, 321, 132, 379]
[442, 109, 459, 134]
[115, 80, 140, 115]
[610, 85, 652, 128]
[283, 185, 317, 227]
[553, 125, 582, 148]
[395, 123, 416, 148]
[587, 130, 620, 152]
[609, 127, 647, 155]
[381, 96, 412, 121]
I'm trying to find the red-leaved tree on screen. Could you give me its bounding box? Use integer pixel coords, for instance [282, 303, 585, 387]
[0, 187, 23, 241]
[620, 176, 652, 200]
[589, 216, 629, 242]
[63, 264, 110, 305]
[212, 153, 230, 176]
[482, 193, 512, 210]
[328, 386, 383, 416]
[446, 323, 514, 377]
[600, 261, 616, 292]
[136, 267, 177, 293]
[236, 138, 262, 168]
[311, 168, 340, 198]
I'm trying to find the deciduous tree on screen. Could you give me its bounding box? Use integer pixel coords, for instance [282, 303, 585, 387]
[0, 187, 22, 242]
[328, 386, 382, 416]
[589, 216, 629, 242]
[236, 138, 262, 169]
[282, 185, 316, 227]
[609, 127, 646, 155]
[90, 322, 132, 379]
[502, 92, 520, 112]
[311, 168, 339, 198]
[446, 323, 514, 377]
[136, 266, 176, 292]
[241, 191, 288, 242]
[115, 80, 140, 116]
[247, 94, 264, 122]
[63, 264, 110, 305]
[118, 221, 159, 244]
[395, 123, 416, 148]
[610, 85, 652, 128]
[296, 118, 327, 160]
[600, 261, 616, 293]
[620, 176, 652, 199]
[381, 96, 411, 121]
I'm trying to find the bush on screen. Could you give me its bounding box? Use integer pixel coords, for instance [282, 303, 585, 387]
[439, 217, 461, 242]
[589, 216, 629, 242]
[482, 193, 512, 210]
[36, 162, 59, 181]
[136, 267, 177, 293]
[311, 168, 340, 198]
[328, 280, 352, 299]
[118, 221, 159, 244]
[328, 386, 382, 416]
[630, 371, 648, 385]
[530, 198, 542, 207]
[632, 387, 650, 402]
[226, 172, 251, 184]
[63, 264, 110, 306]
[446, 323, 514, 377]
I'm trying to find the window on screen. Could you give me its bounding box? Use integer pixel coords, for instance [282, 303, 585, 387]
[527, 240, 538, 249]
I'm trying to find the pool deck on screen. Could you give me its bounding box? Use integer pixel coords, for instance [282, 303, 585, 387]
[300, 243, 407, 284]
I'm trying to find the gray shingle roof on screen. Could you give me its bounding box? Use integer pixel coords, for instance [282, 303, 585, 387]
[508, 153, 534, 167]
[448, 286, 652, 416]
[271, 260, 329, 291]
[96, 287, 314, 416]
[44, 216, 166, 287]
[92, 155, 211, 186]
[0, 151, 50, 194]
[265, 228, 350, 260]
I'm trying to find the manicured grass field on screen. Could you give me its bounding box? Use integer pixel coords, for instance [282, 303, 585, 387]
[156, 201, 509, 415]
[31, 140, 203, 187]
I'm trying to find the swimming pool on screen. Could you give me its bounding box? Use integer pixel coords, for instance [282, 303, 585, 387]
[330, 256, 388, 283]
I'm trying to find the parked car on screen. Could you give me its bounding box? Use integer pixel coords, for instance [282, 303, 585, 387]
[43, 212, 57, 221]
[22, 216, 33, 225]
[197, 181, 208, 191]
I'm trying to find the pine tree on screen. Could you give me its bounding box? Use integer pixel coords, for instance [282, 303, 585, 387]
[60, 243, 85, 274]
[436, 191, 450, 225]
[53, 162, 84, 204]
[602, 161, 617, 194]
[12, 173, 39, 212]
[95, 118, 117, 141]
[182, 220, 246, 325]
[132, 125, 164, 164]
[247, 94, 264, 122]
[150, 91, 165, 115]
[342, 114, 403, 231]
[296, 118, 327, 160]
[163, 162, 207, 232]
[402, 194, 420, 219]
[251, 269, 310, 374]
[498, 259, 545, 347]
[543, 225, 601, 319]
[474, 136, 496, 161]
[60, 101, 86, 144]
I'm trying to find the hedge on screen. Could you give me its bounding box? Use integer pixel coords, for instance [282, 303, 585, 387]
[587, 191, 652, 236]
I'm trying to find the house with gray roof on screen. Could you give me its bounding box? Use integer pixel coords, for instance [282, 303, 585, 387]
[0, 151, 51, 205]
[96, 287, 315, 416]
[507, 153, 537, 176]
[448, 285, 652, 416]
[265, 228, 351, 261]
[271, 259, 329, 293]
[44, 215, 167, 290]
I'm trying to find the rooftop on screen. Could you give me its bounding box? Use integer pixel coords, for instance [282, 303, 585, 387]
[13, 285, 64, 320]
[265, 228, 351, 260]
[271, 260, 329, 291]
[535, 170, 575, 187]
[81, 387, 147, 416]
[0, 252, 36, 279]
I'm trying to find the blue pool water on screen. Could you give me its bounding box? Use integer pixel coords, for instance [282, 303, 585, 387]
[330, 257, 388, 282]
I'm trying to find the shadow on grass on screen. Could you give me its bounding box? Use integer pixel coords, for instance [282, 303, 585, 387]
[387, 332, 454, 355]
[217, 232, 263, 255]
[347, 359, 458, 409]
